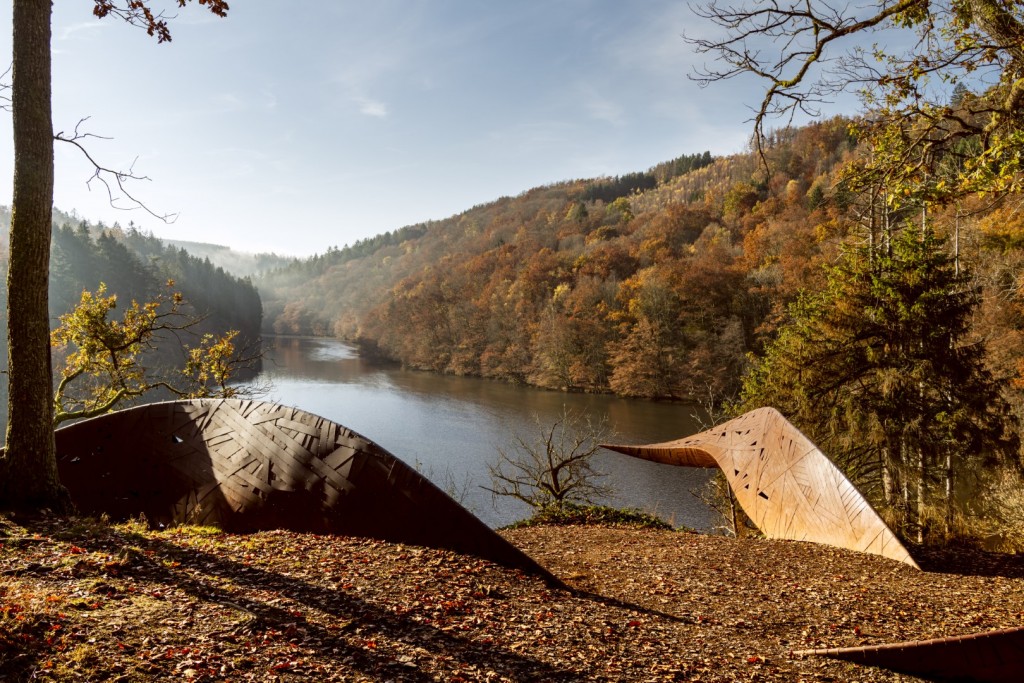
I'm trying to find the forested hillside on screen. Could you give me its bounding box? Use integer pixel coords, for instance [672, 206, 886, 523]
[254, 151, 717, 350]
[257, 120, 1023, 412]
[0, 207, 264, 427]
[256, 128, 853, 402]
[256, 118, 1024, 545]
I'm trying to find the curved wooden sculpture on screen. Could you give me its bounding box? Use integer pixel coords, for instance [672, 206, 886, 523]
[55, 399, 561, 584]
[796, 626, 1024, 683]
[602, 407, 918, 568]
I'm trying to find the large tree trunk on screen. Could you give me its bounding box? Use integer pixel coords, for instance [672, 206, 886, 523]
[969, 0, 1024, 66]
[1, 0, 67, 511]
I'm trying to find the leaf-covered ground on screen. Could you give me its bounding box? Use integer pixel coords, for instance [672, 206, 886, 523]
[2, 513, 1023, 682]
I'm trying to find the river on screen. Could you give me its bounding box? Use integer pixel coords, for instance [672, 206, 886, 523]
[258, 336, 720, 530]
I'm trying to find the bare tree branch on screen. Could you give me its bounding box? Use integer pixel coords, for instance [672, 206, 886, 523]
[54, 117, 178, 222]
[689, 0, 1024, 200]
[484, 408, 615, 510]
[687, 0, 929, 163]
[42, 2, 231, 223]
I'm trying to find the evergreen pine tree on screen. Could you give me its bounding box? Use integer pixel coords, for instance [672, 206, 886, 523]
[738, 227, 1016, 540]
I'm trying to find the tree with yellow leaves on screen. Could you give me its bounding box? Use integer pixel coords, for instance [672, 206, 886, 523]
[51, 282, 261, 428]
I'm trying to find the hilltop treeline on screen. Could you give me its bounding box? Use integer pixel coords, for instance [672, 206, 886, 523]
[579, 151, 713, 203]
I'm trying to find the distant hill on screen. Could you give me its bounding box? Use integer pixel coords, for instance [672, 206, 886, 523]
[163, 239, 295, 278]
[0, 207, 294, 280]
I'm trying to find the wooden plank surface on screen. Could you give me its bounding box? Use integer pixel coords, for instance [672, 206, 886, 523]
[603, 407, 919, 568]
[53, 399, 563, 586]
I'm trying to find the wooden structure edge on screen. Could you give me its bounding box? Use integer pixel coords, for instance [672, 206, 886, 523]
[795, 626, 1024, 683]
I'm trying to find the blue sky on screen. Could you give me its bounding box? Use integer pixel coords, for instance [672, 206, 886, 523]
[2, 1, 859, 256]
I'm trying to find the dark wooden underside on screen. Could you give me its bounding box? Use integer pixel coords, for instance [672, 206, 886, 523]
[797, 626, 1024, 682]
[55, 399, 560, 585]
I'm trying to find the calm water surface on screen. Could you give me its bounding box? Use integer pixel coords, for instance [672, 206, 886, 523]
[260, 337, 719, 530]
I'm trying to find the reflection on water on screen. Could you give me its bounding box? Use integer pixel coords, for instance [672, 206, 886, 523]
[260, 337, 720, 530]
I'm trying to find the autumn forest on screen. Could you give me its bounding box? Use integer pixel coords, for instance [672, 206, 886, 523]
[254, 117, 1024, 545]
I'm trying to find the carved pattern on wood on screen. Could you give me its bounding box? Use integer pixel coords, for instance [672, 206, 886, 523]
[796, 626, 1024, 683]
[602, 407, 919, 568]
[55, 399, 560, 584]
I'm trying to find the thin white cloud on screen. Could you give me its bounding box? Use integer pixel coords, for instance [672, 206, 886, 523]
[215, 93, 245, 111]
[56, 21, 104, 42]
[206, 91, 278, 115]
[353, 95, 388, 118]
[604, 3, 700, 76]
[579, 88, 626, 126]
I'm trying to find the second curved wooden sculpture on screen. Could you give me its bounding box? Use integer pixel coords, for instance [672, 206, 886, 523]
[796, 626, 1024, 683]
[54, 399, 561, 585]
[602, 407, 918, 568]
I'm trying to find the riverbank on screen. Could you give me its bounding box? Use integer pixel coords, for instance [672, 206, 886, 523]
[3, 513, 1021, 682]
